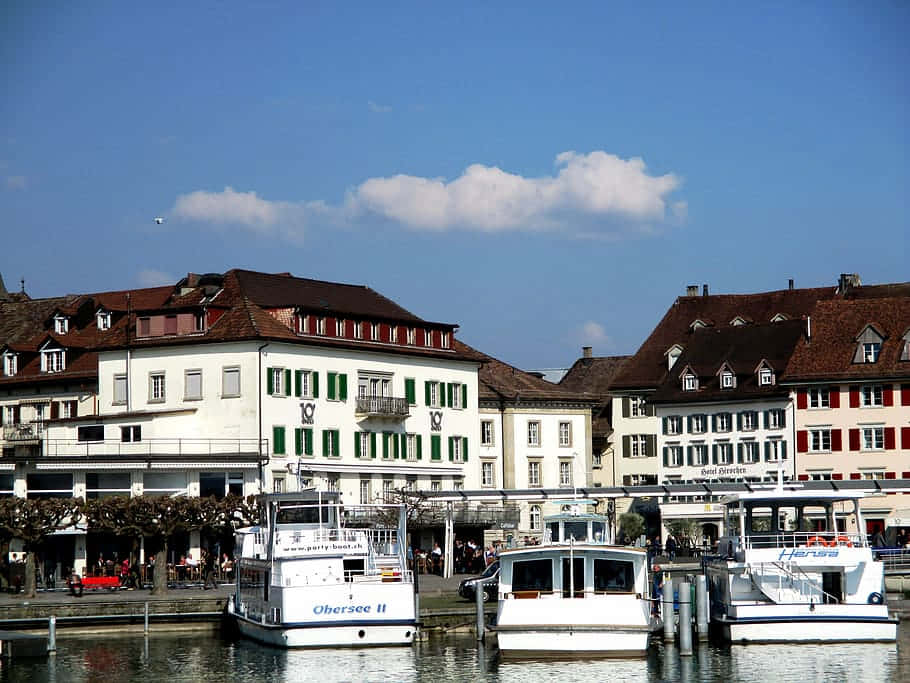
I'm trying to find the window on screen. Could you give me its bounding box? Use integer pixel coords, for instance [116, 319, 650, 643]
[528, 421, 541, 447]
[862, 427, 885, 451]
[382, 479, 393, 503]
[559, 461, 572, 487]
[77, 425, 104, 442]
[721, 371, 735, 389]
[528, 461, 541, 487]
[863, 342, 881, 363]
[714, 413, 731, 432]
[441, 332, 450, 349]
[297, 314, 309, 334]
[861, 385, 883, 407]
[390, 325, 398, 343]
[326, 475, 339, 492]
[222, 366, 241, 397]
[766, 439, 786, 462]
[623, 474, 658, 486]
[593, 559, 634, 593]
[269, 368, 284, 396]
[430, 478, 441, 492]
[740, 411, 757, 431]
[683, 373, 698, 391]
[423, 329, 431, 346]
[120, 425, 141, 443]
[184, 369, 202, 400]
[370, 322, 380, 340]
[453, 479, 464, 491]
[450, 436, 465, 463]
[54, 316, 68, 334]
[360, 479, 371, 504]
[630, 397, 647, 417]
[808, 387, 830, 409]
[2, 353, 16, 377]
[358, 373, 391, 399]
[665, 445, 684, 467]
[862, 470, 886, 481]
[61, 400, 76, 418]
[810, 472, 833, 481]
[481, 420, 494, 446]
[113, 374, 127, 405]
[354, 321, 363, 339]
[316, 317, 326, 335]
[85, 472, 130, 499]
[449, 382, 464, 409]
[664, 416, 682, 436]
[529, 505, 542, 531]
[766, 409, 785, 429]
[809, 429, 832, 452]
[273, 476, 285, 494]
[137, 317, 150, 337]
[148, 372, 165, 402]
[3, 406, 16, 425]
[759, 368, 773, 386]
[296, 427, 314, 456]
[96, 311, 111, 330]
[630, 435, 647, 458]
[323, 429, 340, 457]
[194, 312, 205, 332]
[482, 462, 494, 487]
[691, 444, 708, 466]
[427, 380, 440, 407]
[357, 432, 371, 459]
[558, 421, 572, 447]
[406, 433, 418, 461]
[407, 328, 416, 345]
[740, 441, 759, 464]
[336, 318, 346, 336]
[690, 414, 707, 434]
[42, 349, 65, 373]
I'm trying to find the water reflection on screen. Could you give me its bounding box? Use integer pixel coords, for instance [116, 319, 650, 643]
[2, 623, 907, 682]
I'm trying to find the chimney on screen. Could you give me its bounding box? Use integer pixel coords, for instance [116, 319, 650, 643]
[583, 346, 593, 359]
[788, 279, 794, 290]
[837, 273, 861, 295]
[686, 285, 698, 297]
[702, 284, 709, 297]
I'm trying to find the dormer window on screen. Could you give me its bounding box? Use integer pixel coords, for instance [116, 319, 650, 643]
[407, 327, 416, 345]
[441, 331, 450, 349]
[666, 345, 683, 371]
[354, 321, 363, 339]
[297, 314, 309, 334]
[41, 348, 65, 373]
[96, 310, 111, 331]
[863, 342, 881, 363]
[2, 352, 17, 377]
[336, 318, 346, 336]
[759, 367, 774, 386]
[423, 329, 432, 346]
[683, 372, 698, 391]
[902, 332, 910, 361]
[690, 319, 708, 331]
[721, 371, 735, 389]
[316, 317, 326, 335]
[771, 313, 788, 323]
[194, 311, 205, 332]
[371, 322, 380, 340]
[730, 316, 749, 326]
[54, 315, 69, 334]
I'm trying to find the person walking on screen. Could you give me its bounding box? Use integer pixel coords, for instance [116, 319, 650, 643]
[202, 549, 218, 590]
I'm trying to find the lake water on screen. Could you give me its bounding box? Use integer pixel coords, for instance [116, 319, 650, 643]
[2, 623, 908, 682]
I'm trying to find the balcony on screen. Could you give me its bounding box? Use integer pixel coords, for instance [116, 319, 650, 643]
[42, 438, 267, 459]
[355, 396, 410, 419]
[2, 422, 44, 443]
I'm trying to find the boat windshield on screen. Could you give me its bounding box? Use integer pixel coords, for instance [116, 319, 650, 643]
[276, 504, 335, 525]
[593, 559, 634, 592]
[512, 558, 553, 593]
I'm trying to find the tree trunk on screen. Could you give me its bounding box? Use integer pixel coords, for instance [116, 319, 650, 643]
[23, 551, 37, 598]
[151, 538, 168, 596]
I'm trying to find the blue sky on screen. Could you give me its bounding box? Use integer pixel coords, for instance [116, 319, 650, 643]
[2, 2, 907, 370]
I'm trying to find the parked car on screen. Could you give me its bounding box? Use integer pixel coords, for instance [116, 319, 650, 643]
[457, 561, 499, 602]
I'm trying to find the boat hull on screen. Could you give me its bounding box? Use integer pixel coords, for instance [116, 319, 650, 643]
[717, 614, 898, 643]
[235, 613, 417, 648]
[496, 625, 651, 658]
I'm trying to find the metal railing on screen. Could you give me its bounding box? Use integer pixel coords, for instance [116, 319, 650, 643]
[741, 531, 865, 549]
[354, 396, 410, 417]
[2, 422, 45, 442]
[42, 438, 268, 458]
[876, 548, 910, 573]
[750, 560, 839, 605]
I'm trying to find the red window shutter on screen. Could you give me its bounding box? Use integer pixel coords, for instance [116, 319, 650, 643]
[50, 402, 59, 419]
[850, 473, 861, 480]
[883, 385, 893, 407]
[902, 427, 910, 449]
[832, 473, 843, 480]
[797, 474, 809, 481]
[902, 384, 910, 406]
[831, 429, 842, 451]
[848, 429, 860, 451]
[829, 388, 840, 408]
[885, 471, 896, 480]
[796, 430, 808, 453]
[849, 386, 860, 408]
[903, 471, 910, 479]
[884, 427, 896, 450]
[796, 389, 807, 409]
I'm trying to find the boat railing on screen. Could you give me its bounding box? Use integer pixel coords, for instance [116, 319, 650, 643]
[876, 547, 910, 572]
[742, 531, 865, 549]
[750, 561, 840, 605]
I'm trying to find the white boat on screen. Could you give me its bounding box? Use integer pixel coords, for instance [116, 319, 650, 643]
[229, 492, 417, 648]
[495, 508, 656, 657]
[705, 485, 898, 643]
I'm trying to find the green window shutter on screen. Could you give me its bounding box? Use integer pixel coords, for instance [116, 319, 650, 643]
[462, 437, 468, 462]
[646, 435, 656, 458]
[295, 370, 302, 397]
[355, 432, 361, 458]
[663, 447, 669, 467]
[424, 381, 431, 406]
[440, 382, 446, 407]
[322, 430, 329, 457]
[370, 432, 377, 459]
[622, 398, 630, 418]
[327, 372, 337, 400]
[781, 441, 787, 459]
[448, 436, 454, 461]
[273, 426, 285, 455]
[304, 428, 313, 456]
[393, 433, 400, 459]
[266, 367, 274, 395]
[382, 432, 389, 459]
[405, 379, 415, 405]
[462, 384, 468, 408]
[447, 383, 454, 407]
[312, 372, 319, 398]
[284, 369, 292, 396]
[339, 374, 348, 401]
[622, 435, 630, 458]
[295, 428, 303, 456]
[417, 434, 423, 460]
[400, 434, 407, 459]
[431, 435, 440, 461]
[333, 430, 340, 457]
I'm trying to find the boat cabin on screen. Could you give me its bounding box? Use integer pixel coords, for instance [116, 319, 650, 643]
[544, 511, 613, 545]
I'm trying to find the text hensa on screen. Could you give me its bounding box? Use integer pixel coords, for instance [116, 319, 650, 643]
[777, 548, 840, 561]
[313, 603, 389, 615]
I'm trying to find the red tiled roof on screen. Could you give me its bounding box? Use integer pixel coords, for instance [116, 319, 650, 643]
[559, 356, 629, 396]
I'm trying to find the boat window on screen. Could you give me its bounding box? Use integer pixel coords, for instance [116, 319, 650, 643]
[748, 506, 773, 533]
[512, 559, 553, 592]
[561, 557, 585, 597]
[277, 505, 334, 525]
[593, 559, 634, 592]
[592, 522, 606, 542]
[565, 521, 588, 542]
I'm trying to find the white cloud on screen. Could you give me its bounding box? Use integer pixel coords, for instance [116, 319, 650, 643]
[137, 268, 176, 287]
[578, 321, 611, 347]
[172, 186, 297, 231]
[368, 100, 392, 113]
[347, 151, 682, 232]
[5, 175, 26, 190]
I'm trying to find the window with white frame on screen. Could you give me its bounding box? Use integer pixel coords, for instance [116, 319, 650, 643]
[808, 387, 830, 409]
[97, 311, 111, 330]
[530, 505, 542, 531]
[766, 439, 786, 462]
[630, 434, 647, 458]
[327, 475, 339, 492]
[809, 429, 831, 452]
[741, 411, 757, 431]
[382, 479, 393, 503]
[390, 325, 398, 343]
[430, 478, 441, 492]
[359, 432, 371, 459]
[715, 413, 731, 432]
[481, 420, 494, 446]
[766, 409, 784, 429]
[453, 479, 464, 491]
[559, 461, 572, 487]
[665, 416, 682, 436]
[42, 349, 64, 373]
[2, 353, 16, 377]
[759, 367, 773, 385]
[149, 372, 166, 402]
[407, 328, 416, 345]
[371, 322, 380, 340]
[528, 421, 541, 447]
[297, 314, 309, 334]
[423, 329, 431, 346]
[482, 462, 494, 487]
[353, 321, 363, 339]
[528, 461, 541, 487]
[630, 397, 647, 417]
[54, 316, 68, 334]
[862, 427, 885, 451]
[406, 476, 417, 492]
[666, 445, 683, 467]
[861, 385, 883, 407]
[716, 442, 733, 465]
[113, 374, 127, 404]
[558, 421, 572, 447]
[4, 406, 16, 425]
[721, 371, 735, 389]
[360, 479, 371, 504]
[336, 318, 346, 336]
[450, 382, 464, 409]
[358, 373, 392, 398]
[690, 414, 707, 434]
[273, 476, 286, 494]
[194, 312, 205, 332]
[862, 470, 886, 480]
[863, 342, 881, 363]
[428, 381, 441, 408]
[451, 437, 464, 462]
[61, 400, 76, 418]
[222, 366, 240, 397]
[121, 425, 141, 443]
[691, 444, 709, 466]
[33, 403, 46, 422]
[406, 433, 417, 461]
[270, 368, 283, 396]
[316, 317, 326, 335]
[184, 369, 202, 400]
[683, 373, 697, 391]
[592, 451, 602, 468]
[741, 441, 760, 463]
[441, 331, 450, 348]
